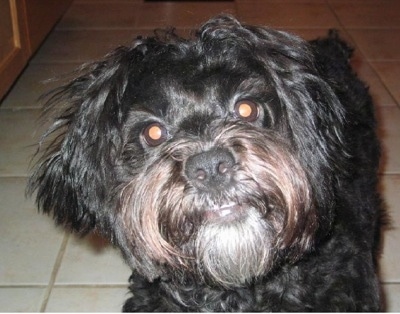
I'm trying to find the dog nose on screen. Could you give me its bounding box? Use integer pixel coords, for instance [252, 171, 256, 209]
[185, 148, 235, 189]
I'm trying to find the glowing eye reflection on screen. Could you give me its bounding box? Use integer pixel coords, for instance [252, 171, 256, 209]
[234, 100, 259, 122]
[143, 122, 167, 146]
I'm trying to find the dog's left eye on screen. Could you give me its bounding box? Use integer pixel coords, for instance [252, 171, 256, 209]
[234, 100, 260, 122]
[142, 122, 168, 147]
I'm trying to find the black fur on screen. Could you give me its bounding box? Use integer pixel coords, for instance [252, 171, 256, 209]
[28, 16, 383, 311]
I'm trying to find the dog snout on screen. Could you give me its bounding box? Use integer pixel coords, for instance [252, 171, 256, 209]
[184, 148, 236, 190]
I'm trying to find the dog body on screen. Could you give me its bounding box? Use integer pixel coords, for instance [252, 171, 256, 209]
[29, 16, 383, 311]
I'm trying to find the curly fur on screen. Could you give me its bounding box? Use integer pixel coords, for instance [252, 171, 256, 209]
[28, 15, 383, 311]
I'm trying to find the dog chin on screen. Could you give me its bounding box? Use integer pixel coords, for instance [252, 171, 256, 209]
[195, 206, 273, 287]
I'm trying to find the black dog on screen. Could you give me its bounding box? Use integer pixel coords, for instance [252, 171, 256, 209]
[28, 15, 383, 311]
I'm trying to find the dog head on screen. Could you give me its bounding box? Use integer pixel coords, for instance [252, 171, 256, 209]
[29, 15, 347, 287]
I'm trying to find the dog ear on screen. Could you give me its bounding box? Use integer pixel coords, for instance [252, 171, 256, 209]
[27, 40, 150, 233]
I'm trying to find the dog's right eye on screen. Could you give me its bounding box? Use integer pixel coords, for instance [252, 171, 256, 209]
[142, 122, 168, 147]
[234, 100, 260, 122]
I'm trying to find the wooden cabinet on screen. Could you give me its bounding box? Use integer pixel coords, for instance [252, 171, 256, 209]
[0, 0, 29, 100]
[0, 0, 72, 100]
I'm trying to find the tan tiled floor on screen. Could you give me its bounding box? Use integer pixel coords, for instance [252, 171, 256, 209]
[1, 0, 399, 311]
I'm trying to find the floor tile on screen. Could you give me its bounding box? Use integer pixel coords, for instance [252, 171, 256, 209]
[349, 30, 400, 61]
[45, 286, 128, 312]
[57, 2, 139, 29]
[329, 0, 400, 29]
[350, 60, 396, 107]
[30, 29, 151, 64]
[56, 233, 131, 285]
[370, 62, 400, 105]
[75, 0, 141, 2]
[383, 284, 400, 312]
[236, 0, 326, 2]
[1, 64, 79, 109]
[237, 1, 340, 28]
[134, 2, 236, 29]
[0, 109, 44, 176]
[283, 28, 340, 41]
[0, 287, 45, 312]
[0, 177, 65, 284]
[377, 107, 400, 174]
[379, 175, 400, 282]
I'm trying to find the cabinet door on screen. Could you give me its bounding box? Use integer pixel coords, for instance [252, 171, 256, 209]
[25, 0, 73, 53]
[0, 0, 29, 99]
[0, 0, 73, 100]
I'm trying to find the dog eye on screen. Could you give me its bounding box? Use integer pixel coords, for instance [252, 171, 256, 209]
[234, 100, 260, 122]
[142, 122, 168, 147]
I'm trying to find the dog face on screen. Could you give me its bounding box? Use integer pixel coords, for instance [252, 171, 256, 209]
[29, 16, 346, 287]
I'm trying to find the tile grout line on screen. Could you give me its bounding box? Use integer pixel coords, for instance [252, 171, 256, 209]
[0, 283, 128, 288]
[39, 233, 69, 313]
[51, 284, 129, 288]
[0, 175, 29, 178]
